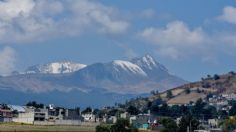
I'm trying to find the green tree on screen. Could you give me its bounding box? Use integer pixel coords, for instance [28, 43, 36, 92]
[82, 107, 92, 114]
[110, 118, 138, 132]
[160, 118, 178, 132]
[26, 101, 44, 108]
[213, 74, 220, 80]
[192, 98, 206, 118]
[127, 106, 140, 115]
[218, 110, 228, 119]
[93, 109, 100, 115]
[229, 71, 236, 75]
[166, 90, 173, 99]
[185, 88, 191, 94]
[178, 114, 200, 132]
[159, 103, 170, 116]
[221, 117, 236, 132]
[196, 88, 201, 93]
[207, 74, 211, 78]
[202, 106, 217, 120]
[151, 90, 159, 95]
[229, 106, 236, 116]
[151, 90, 155, 95]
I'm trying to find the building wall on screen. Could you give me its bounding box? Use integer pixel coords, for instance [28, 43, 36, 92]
[0, 117, 12, 122]
[34, 120, 82, 125]
[12, 112, 34, 124]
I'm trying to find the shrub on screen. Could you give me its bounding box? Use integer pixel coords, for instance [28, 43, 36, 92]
[166, 90, 173, 99]
[213, 74, 220, 80]
[96, 124, 111, 132]
[185, 88, 191, 94]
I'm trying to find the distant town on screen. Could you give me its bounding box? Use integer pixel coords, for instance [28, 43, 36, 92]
[1, 93, 236, 131]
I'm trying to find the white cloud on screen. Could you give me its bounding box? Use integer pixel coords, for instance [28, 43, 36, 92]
[219, 6, 236, 24]
[140, 21, 208, 59]
[0, 47, 16, 75]
[0, 0, 129, 43]
[0, 0, 34, 21]
[71, 0, 129, 34]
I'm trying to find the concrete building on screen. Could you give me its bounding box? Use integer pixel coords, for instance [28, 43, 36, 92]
[0, 109, 13, 122]
[120, 112, 130, 119]
[13, 111, 34, 124]
[130, 114, 150, 129]
[12, 105, 82, 125]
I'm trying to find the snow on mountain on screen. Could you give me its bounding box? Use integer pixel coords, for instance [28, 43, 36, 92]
[131, 54, 168, 72]
[112, 60, 147, 76]
[25, 61, 87, 74]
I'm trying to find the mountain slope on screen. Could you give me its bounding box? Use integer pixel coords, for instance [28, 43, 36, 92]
[125, 72, 236, 111]
[0, 55, 187, 106]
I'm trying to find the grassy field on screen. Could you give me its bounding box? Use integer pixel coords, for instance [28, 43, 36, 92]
[0, 123, 96, 132]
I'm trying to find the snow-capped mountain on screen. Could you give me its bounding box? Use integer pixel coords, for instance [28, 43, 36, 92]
[131, 54, 168, 71]
[0, 54, 187, 107]
[25, 61, 87, 74]
[111, 60, 147, 76]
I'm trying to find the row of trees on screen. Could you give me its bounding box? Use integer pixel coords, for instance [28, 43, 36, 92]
[96, 119, 138, 132]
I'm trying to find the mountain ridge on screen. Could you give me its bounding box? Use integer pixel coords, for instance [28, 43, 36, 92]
[0, 54, 187, 107]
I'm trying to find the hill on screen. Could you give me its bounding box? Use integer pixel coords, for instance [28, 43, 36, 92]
[126, 72, 236, 111]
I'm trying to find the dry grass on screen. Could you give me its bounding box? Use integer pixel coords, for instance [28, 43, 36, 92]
[0, 123, 96, 132]
[167, 91, 206, 105]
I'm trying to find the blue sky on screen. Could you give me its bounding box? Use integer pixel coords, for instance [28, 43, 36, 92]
[0, 0, 236, 81]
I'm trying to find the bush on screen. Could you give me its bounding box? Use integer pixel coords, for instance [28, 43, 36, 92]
[202, 83, 211, 88]
[166, 90, 173, 99]
[185, 88, 191, 94]
[214, 74, 220, 80]
[229, 71, 236, 75]
[196, 88, 201, 93]
[96, 124, 111, 132]
[221, 118, 236, 132]
[160, 118, 178, 132]
[110, 119, 138, 132]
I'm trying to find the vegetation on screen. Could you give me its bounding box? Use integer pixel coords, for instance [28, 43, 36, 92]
[26, 101, 44, 108]
[150, 90, 159, 95]
[159, 118, 178, 132]
[0, 123, 95, 132]
[229, 71, 236, 75]
[229, 100, 236, 116]
[185, 88, 191, 94]
[178, 114, 200, 132]
[166, 90, 173, 99]
[82, 107, 92, 114]
[96, 119, 137, 132]
[214, 74, 220, 80]
[96, 124, 111, 132]
[127, 106, 140, 115]
[221, 117, 236, 132]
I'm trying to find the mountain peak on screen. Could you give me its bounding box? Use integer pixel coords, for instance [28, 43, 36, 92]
[130, 54, 168, 74]
[25, 61, 87, 74]
[111, 60, 147, 76]
[140, 54, 157, 68]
